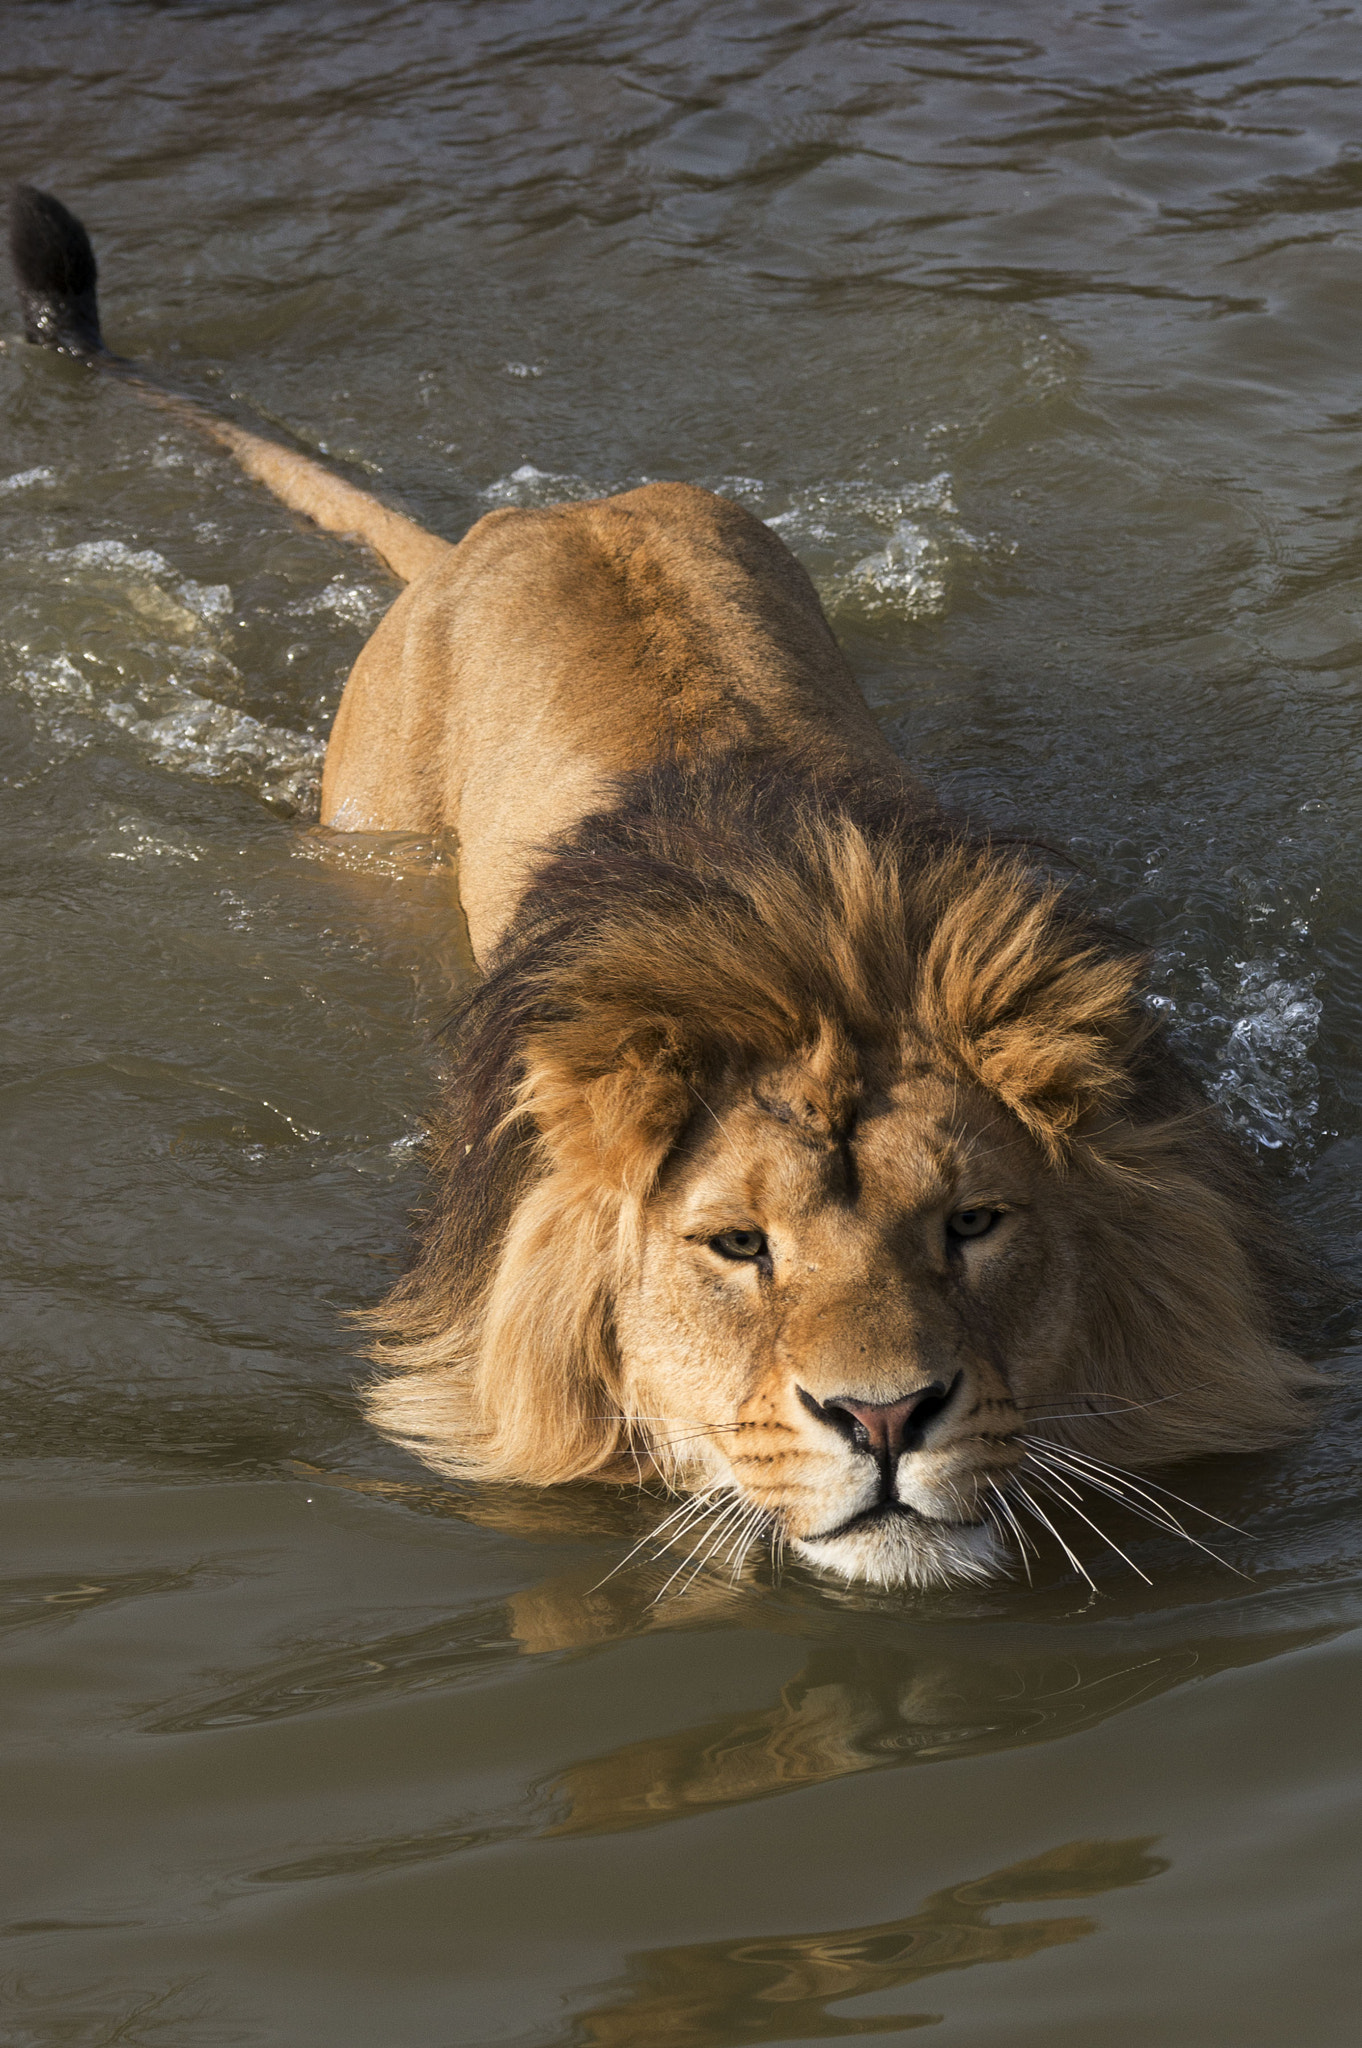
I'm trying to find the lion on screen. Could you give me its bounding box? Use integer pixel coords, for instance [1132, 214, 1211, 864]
[13, 183, 1329, 1590]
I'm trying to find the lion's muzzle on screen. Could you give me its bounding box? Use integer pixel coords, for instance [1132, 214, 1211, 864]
[799, 1374, 961, 1465]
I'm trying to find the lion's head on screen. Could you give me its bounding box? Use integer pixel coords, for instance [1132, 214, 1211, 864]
[364, 755, 1325, 1590]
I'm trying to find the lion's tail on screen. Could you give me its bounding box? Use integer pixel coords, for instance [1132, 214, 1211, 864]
[8, 184, 450, 585]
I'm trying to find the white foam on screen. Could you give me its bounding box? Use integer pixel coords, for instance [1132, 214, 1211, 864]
[1206, 957, 1322, 1152]
[849, 518, 946, 613]
[45, 540, 233, 636]
[54, 537, 178, 579]
[15, 650, 323, 813]
[10, 542, 337, 802]
[14, 651, 96, 726]
[10, 468, 972, 815]
[107, 691, 325, 811]
[0, 466, 57, 494]
[476, 466, 982, 619]
[764, 473, 978, 619]
[345, 1123, 426, 1182]
[482, 462, 604, 506]
[93, 810, 206, 866]
[292, 577, 389, 628]
[177, 579, 233, 623]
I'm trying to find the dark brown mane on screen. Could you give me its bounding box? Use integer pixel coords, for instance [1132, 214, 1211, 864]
[381, 747, 1069, 1342]
[362, 744, 1328, 1485]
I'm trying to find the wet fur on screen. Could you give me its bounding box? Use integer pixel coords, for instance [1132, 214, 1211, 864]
[363, 750, 1325, 1489]
[13, 182, 1330, 1582]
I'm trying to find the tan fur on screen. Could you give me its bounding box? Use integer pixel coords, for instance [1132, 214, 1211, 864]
[201, 414, 452, 584]
[194, 424, 1325, 1590]
[357, 811, 1324, 1589]
[129, 382, 453, 584]
[318, 481, 900, 957]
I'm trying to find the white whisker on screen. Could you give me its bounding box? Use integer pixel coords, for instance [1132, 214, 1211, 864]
[987, 1481, 1036, 1584]
[730, 1503, 773, 1583]
[1026, 1443, 1195, 1535]
[1024, 1466, 1153, 1586]
[1027, 1442, 1224, 1541]
[650, 1497, 735, 1603]
[1009, 1480, 1099, 1593]
[682, 1080, 749, 1177]
[653, 1489, 754, 1602]
[671, 1497, 750, 1599]
[1016, 1389, 1191, 1419]
[724, 1501, 760, 1563]
[589, 1482, 725, 1592]
[721, 1507, 758, 1584]
[1022, 1442, 1249, 1579]
[642, 1426, 747, 1453]
[980, 1494, 1018, 1581]
[1022, 1437, 1250, 1538]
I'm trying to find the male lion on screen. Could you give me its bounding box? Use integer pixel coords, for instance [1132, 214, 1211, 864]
[12, 185, 1327, 1589]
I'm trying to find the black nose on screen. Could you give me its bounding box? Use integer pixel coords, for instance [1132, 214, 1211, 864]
[799, 1379, 958, 1462]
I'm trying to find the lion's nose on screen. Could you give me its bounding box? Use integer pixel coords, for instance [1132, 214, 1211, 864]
[802, 1378, 959, 1461]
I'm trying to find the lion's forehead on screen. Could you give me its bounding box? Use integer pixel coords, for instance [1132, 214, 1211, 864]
[674, 1072, 1029, 1228]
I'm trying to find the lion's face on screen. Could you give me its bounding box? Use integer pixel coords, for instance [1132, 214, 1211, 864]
[614, 1042, 1076, 1589]
[365, 813, 1321, 1595]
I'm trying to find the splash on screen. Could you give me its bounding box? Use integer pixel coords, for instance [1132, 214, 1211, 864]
[45, 539, 231, 635]
[762, 473, 980, 619]
[15, 649, 322, 816]
[9, 540, 322, 810]
[0, 465, 57, 494]
[1206, 957, 1322, 1153]
[1148, 943, 1323, 1158]
[479, 466, 984, 619]
[291, 576, 391, 628]
[482, 462, 604, 506]
[106, 692, 325, 814]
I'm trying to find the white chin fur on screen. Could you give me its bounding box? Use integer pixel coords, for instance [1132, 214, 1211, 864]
[792, 1513, 1003, 1590]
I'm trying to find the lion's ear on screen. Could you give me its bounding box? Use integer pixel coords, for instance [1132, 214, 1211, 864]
[518, 1023, 697, 1201]
[917, 867, 1147, 1156]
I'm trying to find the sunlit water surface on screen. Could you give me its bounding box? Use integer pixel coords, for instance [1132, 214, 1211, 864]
[4, 3, 1362, 2042]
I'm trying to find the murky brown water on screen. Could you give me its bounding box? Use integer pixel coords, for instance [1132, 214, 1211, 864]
[4, 3, 1362, 2041]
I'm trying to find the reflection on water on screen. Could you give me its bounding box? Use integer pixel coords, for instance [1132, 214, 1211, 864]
[564, 1838, 1167, 2045]
[197, 1475, 1351, 1900]
[0, 1566, 211, 1639]
[249, 1804, 535, 1888]
[146, 1591, 524, 1735]
[537, 1597, 1340, 1841]
[0, 1977, 230, 2048]
[547, 1643, 1187, 1837]
[5, 0, 1362, 2040]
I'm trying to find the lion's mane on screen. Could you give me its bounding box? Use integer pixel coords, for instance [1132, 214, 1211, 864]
[362, 749, 1327, 1485]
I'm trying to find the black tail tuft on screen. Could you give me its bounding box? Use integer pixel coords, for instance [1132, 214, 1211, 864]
[9, 184, 104, 356]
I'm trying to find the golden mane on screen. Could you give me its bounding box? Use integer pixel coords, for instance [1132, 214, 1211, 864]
[362, 749, 1327, 1487]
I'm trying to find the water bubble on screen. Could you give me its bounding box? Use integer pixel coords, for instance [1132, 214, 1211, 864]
[0, 465, 57, 494]
[1204, 958, 1322, 1153]
[292, 577, 389, 628]
[482, 463, 603, 505]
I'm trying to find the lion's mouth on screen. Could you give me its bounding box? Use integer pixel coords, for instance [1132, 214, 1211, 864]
[802, 1500, 984, 1544]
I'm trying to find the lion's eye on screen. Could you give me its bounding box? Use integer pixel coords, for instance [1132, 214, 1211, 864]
[947, 1207, 1002, 1241]
[710, 1228, 769, 1262]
